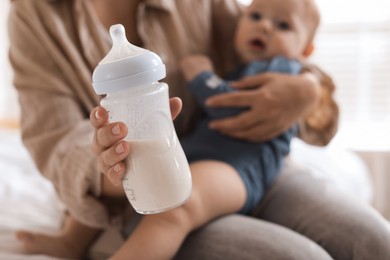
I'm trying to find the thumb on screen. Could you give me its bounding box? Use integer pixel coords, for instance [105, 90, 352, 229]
[16, 231, 33, 242]
[170, 97, 182, 120]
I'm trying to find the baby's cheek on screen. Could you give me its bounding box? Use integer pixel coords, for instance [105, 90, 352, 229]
[276, 42, 299, 59]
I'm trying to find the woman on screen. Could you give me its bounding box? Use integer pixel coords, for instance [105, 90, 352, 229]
[9, 0, 390, 259]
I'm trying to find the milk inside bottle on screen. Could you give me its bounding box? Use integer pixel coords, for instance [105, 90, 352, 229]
[92, 24, 192, 214]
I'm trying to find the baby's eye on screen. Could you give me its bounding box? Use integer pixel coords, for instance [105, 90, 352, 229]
[249, 11, 262, 21]
[278, 21, 290, 30]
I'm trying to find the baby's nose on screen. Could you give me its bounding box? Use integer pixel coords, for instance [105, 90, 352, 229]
[256, 19, 272, 34]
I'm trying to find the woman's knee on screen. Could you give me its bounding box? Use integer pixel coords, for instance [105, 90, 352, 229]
[175, 215, 332, 260]
[319, 204, 390, 260]
[354, 220, 390, 260]
[344, 213, 390, 259]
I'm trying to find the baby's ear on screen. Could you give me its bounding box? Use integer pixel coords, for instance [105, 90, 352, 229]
[303, 43, 314, 57]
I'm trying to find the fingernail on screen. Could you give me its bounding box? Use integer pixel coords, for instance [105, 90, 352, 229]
[112, 124, 120, 135]
[115, 143, 124, 154]
[108, 171, 120, 187]
[208, 123, 216, 129]
[114, 163, 121, 173]
[95, 110, 101, 119]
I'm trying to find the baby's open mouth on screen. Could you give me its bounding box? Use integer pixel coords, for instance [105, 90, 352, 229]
[249, 39, 266, 50]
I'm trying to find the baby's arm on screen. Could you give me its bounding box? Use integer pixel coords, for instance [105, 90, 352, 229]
[180, 55, 214, 83]
[180, 55, 245, 119]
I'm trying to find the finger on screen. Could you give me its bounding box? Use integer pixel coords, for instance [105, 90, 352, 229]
[223, 127, 271, 142]
[15, 231, 33, 242]
[90, 106, 109, 128]
[106, 161, 127, 186]
[209, 110, 260, 131]
[205, 91, 255, 108]
[222, 122, 285, 142]
[94, 122, 128, 152]
[218, 127, 258, 142]
[99, 141, 130, 171]
[230, 73, 273, 89]
[169, 97, 182, 120]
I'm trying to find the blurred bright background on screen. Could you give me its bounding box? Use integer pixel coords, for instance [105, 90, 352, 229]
[0, 0, 18, 124]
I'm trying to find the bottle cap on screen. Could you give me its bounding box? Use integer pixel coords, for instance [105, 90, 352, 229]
[92, 24, 166, 94]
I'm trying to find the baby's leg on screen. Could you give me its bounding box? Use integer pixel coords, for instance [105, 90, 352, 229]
[111, 160, 247, 260]
[16, 213, 101, 259]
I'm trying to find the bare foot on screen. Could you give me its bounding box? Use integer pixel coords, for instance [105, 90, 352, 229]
[16, 231, 85, 259]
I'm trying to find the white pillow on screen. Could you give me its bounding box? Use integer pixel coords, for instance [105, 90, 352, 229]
[290, 138, 373, 203]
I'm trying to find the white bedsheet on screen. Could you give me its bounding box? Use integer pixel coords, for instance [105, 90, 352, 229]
[0, 129, 373, 259]
[0, 129, 64, 260]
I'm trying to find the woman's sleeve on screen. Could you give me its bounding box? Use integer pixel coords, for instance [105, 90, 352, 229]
[8, 3, 110, 228]
[209, 0, 243, 75]
[298, 63, 339, 146]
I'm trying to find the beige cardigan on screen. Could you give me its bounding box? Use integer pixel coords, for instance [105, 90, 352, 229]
[8, 0, 338, 228]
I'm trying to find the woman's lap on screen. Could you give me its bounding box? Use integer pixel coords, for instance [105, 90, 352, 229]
[252, 159, 390, 260]
[175, 160, 390, 260]
[175, 214, 332, 260]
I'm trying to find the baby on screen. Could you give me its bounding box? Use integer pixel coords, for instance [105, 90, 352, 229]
[16, 0, 321, 259]
[179, 0, 320, 214]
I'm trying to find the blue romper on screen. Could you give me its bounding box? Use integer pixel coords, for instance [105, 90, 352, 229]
[181, 56, 302, 214]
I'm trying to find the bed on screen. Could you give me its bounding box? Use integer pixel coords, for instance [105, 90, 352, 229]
[0, 128, 376, 259]
[0, 129, 65, 259]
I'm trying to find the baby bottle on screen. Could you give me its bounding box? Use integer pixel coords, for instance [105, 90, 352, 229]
[92, 24, 192, 214]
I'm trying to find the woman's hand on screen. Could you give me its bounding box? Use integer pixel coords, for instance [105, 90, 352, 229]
[205, 72, 321, 142]
[90, 97, 183, 195]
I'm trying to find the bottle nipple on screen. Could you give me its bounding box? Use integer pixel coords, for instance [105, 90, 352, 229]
[110, 24, 127, 47]
[100, 24, 146, 64]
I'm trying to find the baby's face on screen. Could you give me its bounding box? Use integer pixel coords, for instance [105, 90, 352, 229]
[235, 0, 312, 63]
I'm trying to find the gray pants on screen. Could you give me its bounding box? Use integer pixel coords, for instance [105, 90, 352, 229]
[174, 160, 390, 260]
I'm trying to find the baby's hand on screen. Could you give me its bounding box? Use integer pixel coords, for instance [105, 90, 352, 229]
[180, 55, 214, 82]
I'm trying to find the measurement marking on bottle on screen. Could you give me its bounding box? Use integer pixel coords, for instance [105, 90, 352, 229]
[126, 188, 136, 201]
[107, 110, 113, 120]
